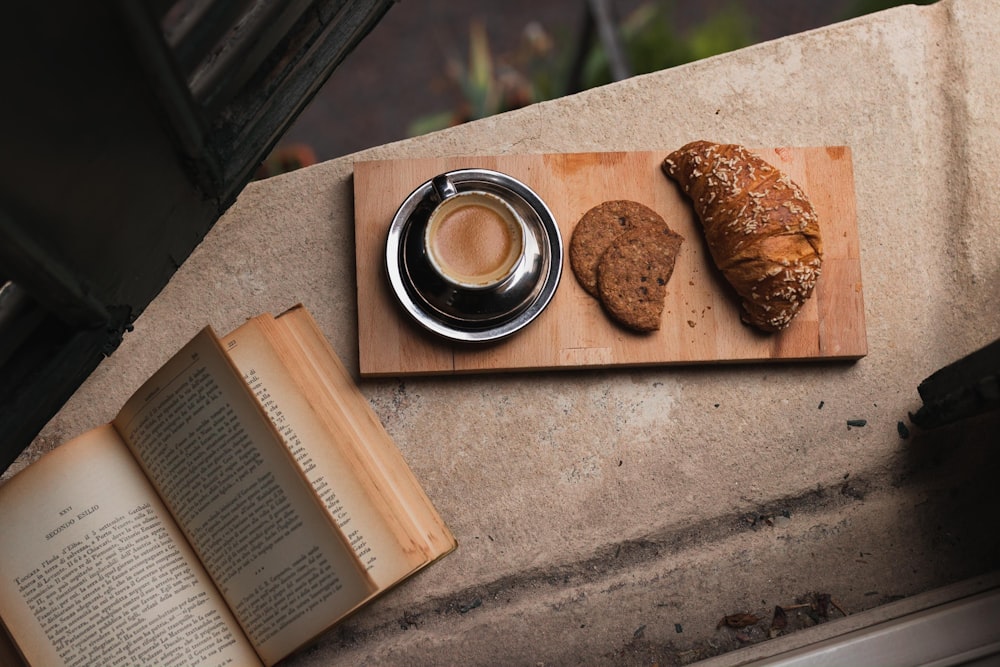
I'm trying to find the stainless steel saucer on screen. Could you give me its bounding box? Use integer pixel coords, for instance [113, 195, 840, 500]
[385, 168, 562, 343]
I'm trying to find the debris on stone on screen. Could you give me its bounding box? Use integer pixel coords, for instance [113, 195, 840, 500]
[831, 597, 849, 617]
[458, 598, 482, 613]
[769, 605, 787, 638]
[746, 509, 792, 530]
[717, 594, 850, 648]
[840, 480, 867, 500]
[717, 613, 759, 629]
[816, 593, 832, 617]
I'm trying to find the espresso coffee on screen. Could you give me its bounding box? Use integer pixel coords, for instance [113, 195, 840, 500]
[426, 192, 523, 286]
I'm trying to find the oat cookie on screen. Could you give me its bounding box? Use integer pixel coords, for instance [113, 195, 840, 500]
[569, 200, 667, 297]
[596, 224, 684, 332]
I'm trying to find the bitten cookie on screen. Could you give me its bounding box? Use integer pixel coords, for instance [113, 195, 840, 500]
[596, 224, 684, 332]
[569, 200, 668, 297]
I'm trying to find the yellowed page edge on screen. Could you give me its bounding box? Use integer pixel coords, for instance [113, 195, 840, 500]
[221, 315, 427, 589]
[277, 306, 457, 558]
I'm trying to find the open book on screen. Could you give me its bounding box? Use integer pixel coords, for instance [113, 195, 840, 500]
[0, 305, 456, 666]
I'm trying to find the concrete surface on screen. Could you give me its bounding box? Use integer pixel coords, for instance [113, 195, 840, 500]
[9, 0, 1000, 664]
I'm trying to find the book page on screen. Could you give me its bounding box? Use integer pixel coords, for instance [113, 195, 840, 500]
[221, 317, 427, 590]
[113, 329, 376, 666]
[274, 307, 456, 560]
[0, 426, 262, 667]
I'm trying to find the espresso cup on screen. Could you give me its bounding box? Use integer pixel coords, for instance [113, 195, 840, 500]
[386, 167, 563, 342]
[424, 176, 526, 289]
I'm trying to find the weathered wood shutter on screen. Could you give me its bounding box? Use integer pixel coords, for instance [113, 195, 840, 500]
[0, 0, 394, 471]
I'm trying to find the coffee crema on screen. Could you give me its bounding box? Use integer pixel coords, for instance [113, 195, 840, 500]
[426, 194, 523, 286]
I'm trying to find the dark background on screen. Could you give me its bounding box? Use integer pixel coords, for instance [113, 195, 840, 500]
[278, 0, 907, 162]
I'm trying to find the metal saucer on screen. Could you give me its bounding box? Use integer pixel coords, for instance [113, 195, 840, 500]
[385, 168, 562, 343]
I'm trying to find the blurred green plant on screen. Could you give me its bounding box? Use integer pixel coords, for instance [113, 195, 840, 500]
[406, 0, 936, 138]
[579, 2, 753, 87]
[408, 19, 556, 136]
[408, 1, 754, 137]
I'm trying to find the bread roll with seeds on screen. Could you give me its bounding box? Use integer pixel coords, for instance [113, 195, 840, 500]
[662, 141, 823, 332]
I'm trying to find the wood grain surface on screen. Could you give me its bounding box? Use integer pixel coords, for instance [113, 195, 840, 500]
[353, 148, 866, 376]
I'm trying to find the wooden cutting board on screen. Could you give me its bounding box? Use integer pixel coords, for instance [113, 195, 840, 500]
[353, 148, 866, 376]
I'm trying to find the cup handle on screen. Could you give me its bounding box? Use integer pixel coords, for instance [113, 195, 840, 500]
[431, 174, 459, 203]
